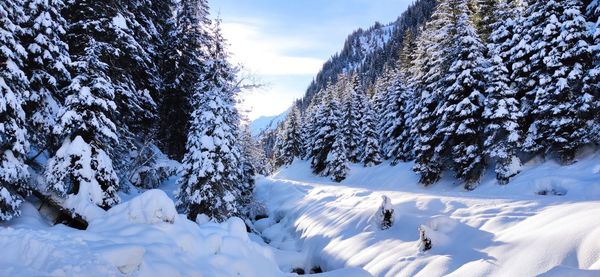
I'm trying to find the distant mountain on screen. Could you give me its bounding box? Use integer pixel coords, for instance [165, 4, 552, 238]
[296, 0, 436, 111]
[250, 110, 289, 137]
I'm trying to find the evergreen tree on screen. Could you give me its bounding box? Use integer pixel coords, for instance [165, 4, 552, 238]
[372, 66, 394, 117]
[45, 38, 121, 210]
[522, 0, 593, 162]
[586, 0, 600, 144]
[275, 107, 303, 166]
[176, 21, 247, 222]
[474, 0, 498, 42]
[361, 101, 383, 167]
[342, 73, 366, 162]
[0, 0, 31, 220]
[412, 0, 456, 185]
[238, 126, 256, 208]
[159, 0, 210, 160]
[508, 0, 546, 138]
[484, 0, 524, 184]
[398, 29, 416, 82]
[435, 1, 487, 188]
[380, 71, 414, 164]
[328, 128, 349, 182]
[309, 85, 342, 175]
[22, 0, 71, 150]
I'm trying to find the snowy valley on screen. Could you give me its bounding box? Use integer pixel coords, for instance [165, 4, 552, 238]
[2, 0, 600, 276]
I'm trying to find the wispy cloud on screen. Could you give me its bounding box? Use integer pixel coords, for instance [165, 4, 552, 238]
[222, 20, 324, 76]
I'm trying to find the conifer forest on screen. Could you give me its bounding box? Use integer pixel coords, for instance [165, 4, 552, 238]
[1, 0, 600, 276]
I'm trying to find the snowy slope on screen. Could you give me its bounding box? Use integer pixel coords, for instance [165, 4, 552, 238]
[250, 110, 289, 137]
[254, 152, 600, 276]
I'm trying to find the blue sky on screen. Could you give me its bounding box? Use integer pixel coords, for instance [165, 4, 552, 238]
[209, 0, 414, 120]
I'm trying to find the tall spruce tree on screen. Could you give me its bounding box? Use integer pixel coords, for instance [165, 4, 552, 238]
[484, 0, 524, 184]
[309, 85, 342, 175]
[342, 73, 366, 162]
[380, 71, 414, 164]
[586, 1, 600, 144]
[0, 0, 31, 220]
[22, 0, 71, 151]
[328, 128, 349, 182]
[412, 0, 456, 185]
[522, 0, 593, 162]
[45, 41, 121, 210]
[275, 107, 303, 166]
[176, 21, 248, 222]
[361, 101, 383, 167]
[159, 0, 210, 160]
[434, 0, 487, 188]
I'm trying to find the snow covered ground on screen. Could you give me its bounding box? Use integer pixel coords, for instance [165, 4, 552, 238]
[2, 152, 599, 276]
[0, 190, 287, 276]
[255, 151, 600, 276]
[0, 184, 369, 276]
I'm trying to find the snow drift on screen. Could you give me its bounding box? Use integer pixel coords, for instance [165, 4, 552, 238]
[255, 153, 600, 276]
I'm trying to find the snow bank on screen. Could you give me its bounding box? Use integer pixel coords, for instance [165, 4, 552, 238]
[105, 189, 177, 224]
[0, 192, 284, 276]
[256, 154, 600, 276]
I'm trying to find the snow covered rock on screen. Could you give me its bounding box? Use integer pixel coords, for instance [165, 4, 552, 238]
[106, 189, 177, 224]
[97, 245, 145, 275]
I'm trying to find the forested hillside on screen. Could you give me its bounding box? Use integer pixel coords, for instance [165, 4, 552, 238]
[272, 0, 600, 188]
[0, 0, 257, 222]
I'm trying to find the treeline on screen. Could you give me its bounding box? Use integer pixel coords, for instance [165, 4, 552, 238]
[1, 0, 255, 222]
[273, 0, 600, 188]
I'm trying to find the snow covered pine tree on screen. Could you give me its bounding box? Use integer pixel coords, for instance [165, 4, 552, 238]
[176, 21, 250, 222]
[22, 0, 71, 151]
[45, 0, 123, 214]
[0, 0, 31, 220]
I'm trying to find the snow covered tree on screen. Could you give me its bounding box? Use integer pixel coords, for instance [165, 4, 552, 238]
[309, 85, 342, 175]
[484, 0, 524, 184]
[0, 0, 31, 220]
[435, 1, 487, 188]
[22, 0, 71, 151]
[159, 0, 211, 160]
[372, 66, 394, 118]
[412, 0, 456, 185]
[45, 41, 121, 210]
[328, 128, 349, 182]
[341, 73, 366, 163]
[522, 0, 594, 163]
[361, 101, 382, 167]
[398, 29, 417, 82]
[474, 0, 498, 42]
[238, 127, 256, 208]
[380, 72, 414, 164]
[176, 21, 247, 222]
[586, 0, 600, 144]
[275, 107, 303, 166]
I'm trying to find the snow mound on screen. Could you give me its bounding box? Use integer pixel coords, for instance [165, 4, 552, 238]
[1, 192, 285, 276]
[105, 189, 177, 224]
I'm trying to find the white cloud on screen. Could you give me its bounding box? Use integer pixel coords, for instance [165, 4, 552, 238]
[221, 18, 324, 120]
[237, 82, 302, 121]
[222, 21, 324, 75]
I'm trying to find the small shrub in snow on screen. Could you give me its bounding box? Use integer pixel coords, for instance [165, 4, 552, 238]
[378, 195, 394, 230]
[418, 225, 432, 252]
